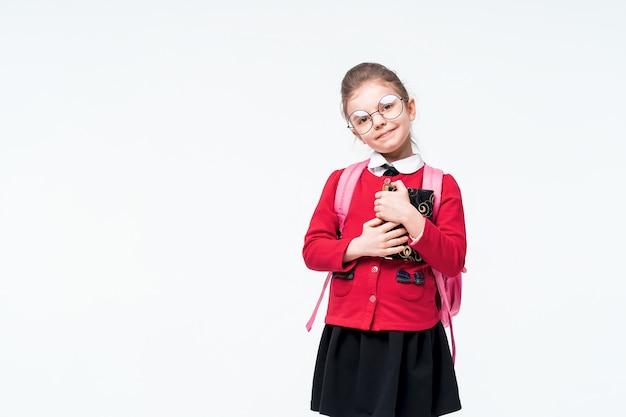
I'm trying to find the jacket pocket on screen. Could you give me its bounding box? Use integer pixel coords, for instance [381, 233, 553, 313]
[330, 270, 354, 297]
[394, 269, 427, 302]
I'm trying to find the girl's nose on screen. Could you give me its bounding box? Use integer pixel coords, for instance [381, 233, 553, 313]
[371, 112, 386, 128]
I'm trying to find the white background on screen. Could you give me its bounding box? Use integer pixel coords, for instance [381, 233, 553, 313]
[1, 1, 625, 416]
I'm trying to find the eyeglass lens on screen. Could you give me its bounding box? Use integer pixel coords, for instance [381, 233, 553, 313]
[349, 95, 404, 134]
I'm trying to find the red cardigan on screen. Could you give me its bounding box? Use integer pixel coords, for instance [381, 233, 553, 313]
[302, 165, 466, 331]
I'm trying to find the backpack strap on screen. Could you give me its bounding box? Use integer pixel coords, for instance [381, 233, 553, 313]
[305, 271, 333, 332]
[422, 164, 443, 221]
[432, 268, 457, 362]
[423, 164, 459, 363]
[336, 160, 369, 231]
[305, 159, 369, 332]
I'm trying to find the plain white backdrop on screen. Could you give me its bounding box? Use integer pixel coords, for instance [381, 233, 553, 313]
[1, 1, 625, 416]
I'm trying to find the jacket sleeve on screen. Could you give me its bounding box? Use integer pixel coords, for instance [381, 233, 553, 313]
[302, 169, 358, 273]
[410, 173, 467, 276]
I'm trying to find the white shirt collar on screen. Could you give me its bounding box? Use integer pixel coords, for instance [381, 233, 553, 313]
[367, 152, 424, 177]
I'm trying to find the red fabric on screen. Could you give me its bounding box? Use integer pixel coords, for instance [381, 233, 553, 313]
[302, 166, 466, 331]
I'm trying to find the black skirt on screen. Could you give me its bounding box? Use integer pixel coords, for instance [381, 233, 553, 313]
[311, 322, 461, 417]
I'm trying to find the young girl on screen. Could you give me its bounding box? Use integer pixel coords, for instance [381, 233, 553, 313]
[302, 62, 467, 417]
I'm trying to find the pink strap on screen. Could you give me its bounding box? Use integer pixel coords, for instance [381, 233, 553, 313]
[305, 160, 369, 332]
[336, 160, 369, 231]
[305, 272, 332, 331]
[433, 269, 456, 363]
[422, 164, 443, 221]
[423, 164, 460, 363]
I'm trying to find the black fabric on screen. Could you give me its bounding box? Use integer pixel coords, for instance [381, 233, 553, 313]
[382, 163, 400, 176]
[311, 323, 461, 417]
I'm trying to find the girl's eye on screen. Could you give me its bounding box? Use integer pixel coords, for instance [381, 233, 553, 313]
[350, 111, 370, 126]
[379, 95, 399, 114]
[357, 116, 371, 125]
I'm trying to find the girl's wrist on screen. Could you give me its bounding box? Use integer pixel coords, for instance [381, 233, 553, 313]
[404, 214, 425, 242]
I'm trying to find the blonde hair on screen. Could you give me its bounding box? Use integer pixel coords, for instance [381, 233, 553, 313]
[340, 62, 410, 119]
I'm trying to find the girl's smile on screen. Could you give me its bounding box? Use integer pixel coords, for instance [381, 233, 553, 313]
[376, 127, 396, 140]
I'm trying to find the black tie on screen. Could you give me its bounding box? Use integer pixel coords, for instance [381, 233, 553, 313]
[382, 164, 400, 176]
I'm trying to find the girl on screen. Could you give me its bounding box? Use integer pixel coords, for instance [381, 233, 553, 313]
[302, 62, 467, 417]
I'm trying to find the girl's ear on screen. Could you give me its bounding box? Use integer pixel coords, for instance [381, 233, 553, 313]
[407, 98, 417, 121]
[351, 128, 364, 143]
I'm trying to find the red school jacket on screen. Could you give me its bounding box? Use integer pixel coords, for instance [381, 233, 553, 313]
[302, 165, 466, 331]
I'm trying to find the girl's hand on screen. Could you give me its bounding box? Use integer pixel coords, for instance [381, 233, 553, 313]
[374, 180, 426, 241]
[343, 217, 409, 262]
[374, 179, 414, 224]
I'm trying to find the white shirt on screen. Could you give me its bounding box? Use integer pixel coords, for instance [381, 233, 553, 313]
[367, 152, 424, 177]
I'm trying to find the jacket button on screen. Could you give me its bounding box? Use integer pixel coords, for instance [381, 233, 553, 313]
[369, 295, 376, 303]
[371, 266, 379, 273]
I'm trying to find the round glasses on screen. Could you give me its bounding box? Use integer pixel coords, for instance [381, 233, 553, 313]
[347, 94, 407, 135]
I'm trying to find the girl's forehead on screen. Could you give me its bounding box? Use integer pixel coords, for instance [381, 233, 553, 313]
[346, 81, 401, 112]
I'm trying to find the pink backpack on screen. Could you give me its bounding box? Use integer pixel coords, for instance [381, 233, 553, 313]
[305, 160, 465, 362]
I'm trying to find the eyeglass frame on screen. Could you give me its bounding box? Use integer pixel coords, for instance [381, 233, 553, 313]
[346, 94, 409, 135]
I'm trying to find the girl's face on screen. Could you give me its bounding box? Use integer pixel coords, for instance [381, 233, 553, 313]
[345, 80, 416, 163]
